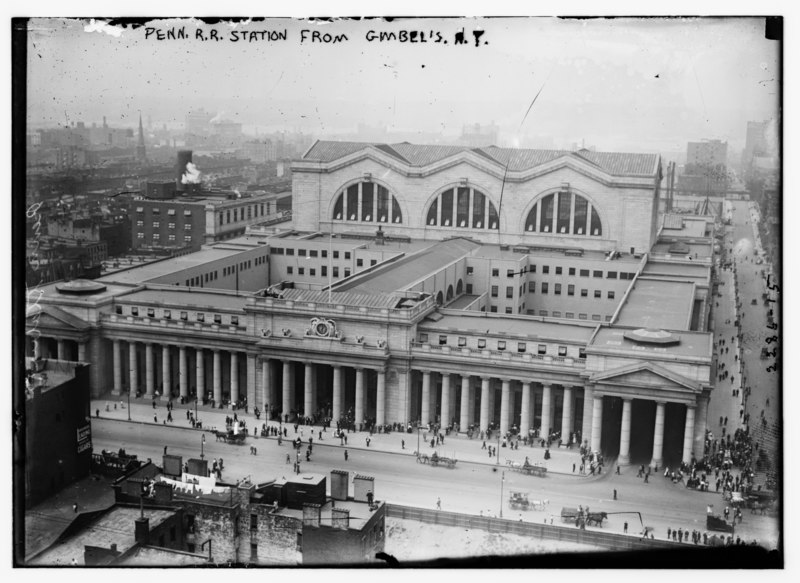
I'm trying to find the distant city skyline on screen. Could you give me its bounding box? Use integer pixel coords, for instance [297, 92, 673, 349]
[26, 16, 779, 153]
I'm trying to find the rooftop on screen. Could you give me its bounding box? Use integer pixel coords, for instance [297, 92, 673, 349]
[614, 278, 696, 331]
[121, 287, 250, 311]
[590, 326, 712, 360]
[419, 310, 597, 343]
[29, 506, 176, 566]
[277, 288, 409, 310]
[303, 140, 660, 177]
[273, 499, 381, 531]
[97, 247, 246, 285]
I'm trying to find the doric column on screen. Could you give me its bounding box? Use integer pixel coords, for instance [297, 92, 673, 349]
[693, 395, 709, 459]
[261, 359, 270, 412]
[78, 342, 87, 362]
[651, 401, 666, 469]
[128, 342, 138, 396]
[376, 369, 386, 426]
[57, 339, 66, 360]
[618, 397, 633, 464]
[246, 354, 256, 409]
[179, 346, 188, 399]
[540, 384, 552, 438]
[520, 381, 531, 436]
[304, 363, 314, 417]
[590, 394, 603, 452]
[421, 371, 431, 424]
[500, 379, 511, 435]
[355, 368, 365, 425]
[213, 350, 222, 405]
[468, 379, 476, 426]
[145, 343, 155, 398]
[682, 405, 696, 465]
[479, 377, 491, 431]
[112, 340, 122, 395]
[441, 374, 451, 426]
[282, 360, 292, 417]
[161, 344, 171, 401]
[230, 351, 239, 405]
[581, 385, 593, 445]
[459, 376, 471, 431]
[196, 349, 205, 399]
[562, 386, 573, 439]
[332, 365, 343, 421]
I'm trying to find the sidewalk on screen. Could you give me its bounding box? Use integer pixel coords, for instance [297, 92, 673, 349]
[91, 395, 590, 477]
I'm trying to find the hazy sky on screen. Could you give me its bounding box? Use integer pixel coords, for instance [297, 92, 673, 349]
[26, 16, 779, 152]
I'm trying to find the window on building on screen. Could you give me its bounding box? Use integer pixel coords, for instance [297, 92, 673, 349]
[528, 282, 536, 293]
[555, 266, 562, 275]
[466, 283, 473, 294]
[168, 235, 175, 242]
[565, 312, 574, 318]
[581, 288, 588, 297]
[153, 221, 160, 228]
[321, 266, 327, 277]
[419, 333, 429, 343]
[505, 307, 513, 314]
[593, 270, 603, 278]
[539, 310, 548, 316]
[607, 271, 617, 279]
[136, 220, 144, 227]
[115, 305, 122, 314]
[333, 267, 339, 277]
[490, 306, 498, 313]
[333, 251, 339, 259]
[592, 314, 602, 321]
[184, 210, 192, 217]
[490, 286, 498, 298]
[344, 268, 351, 277]
[497, 340, 506, 350]
[458, 337, 467, 347]
[309, 250, 318, 258]
[438, 335, 447, 345]
[568, 284, 575, 296]
[136, 206, 144, 213]
[580, 269, 590, 277]
[184, 235, 192, 243]
[152, 208, 160, 214]
[196, 313, 205, 322]
[298, 249, 306, 257]
[579, 313, 588, 320]
[517, 342, 527, 353]
[310, 268, 316, 276]
[250, 543, 258, 560]
[569, 267, 576, 276]
[506, 286, 513, 298]
[478, 339, 487, 348]
[179, 311, 187, 321]
[492, 268, 499, 277]
[345, 252, 351, 260]
[537, 344, 547, 354]
[286, 248, 294, 256]
[542, 265, 550, 274]
[608, 291, 615, 299]
[530, 264, 536, 273]
[321, 250, 328, 258]
[168, 222, 175, 229]
[579, 348, 587, 358]
[137, 232, 145, 239]
[250, 514, 258, 531]
[554, 283, 562, 295]
[594, 290, 602, 298]
[298, 267, 305, 275]
[231, 316, 239, 326]
[558, 346, 567, 356]
[507, 269, 515, 278]
[147, 308, 155, 318]
[552, 311, 562, 317]
[467, 266, 474, 275]
[131, 307, 139, 316]
[214, 314, 222, 324]
[357, 258, 363, 267]
[287, 266, 293, 275]
[541, 282, 549, 294]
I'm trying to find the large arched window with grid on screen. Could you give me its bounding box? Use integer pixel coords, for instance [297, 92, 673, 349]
[425, 186, 499, 230]
[332, 181, 403, 224]
[524, 191, 603, 236]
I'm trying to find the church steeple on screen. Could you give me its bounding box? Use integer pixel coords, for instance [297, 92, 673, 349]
[136, 112, 147, 162]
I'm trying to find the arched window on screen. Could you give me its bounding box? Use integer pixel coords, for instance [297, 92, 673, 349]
[456, 279, 463, 295]
[436, 291, 444, 305]
[425, 187, 499, 230]
[332, 182, 403, 224]
[446, 285, 454, 301]
[525, 191, 603, 237]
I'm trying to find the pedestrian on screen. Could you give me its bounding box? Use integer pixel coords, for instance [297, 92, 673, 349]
[344, 449, 349, 461]
[613, 489, 617, 500]
[164, 445, 168, 455]
[401, 439, 405, 449]
[482, 440, 487, 450]
[667, 527, 671, 539]
[573, 463, 576, 473]
[436, 497, 441, 510]
[95, 408, 100, 418]
[154, 414, 157, 423]
[616, 465, 620, 475]
[624, 521, 628, 534]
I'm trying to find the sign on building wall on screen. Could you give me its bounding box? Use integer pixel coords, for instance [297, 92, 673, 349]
[76, 424, 92, 454]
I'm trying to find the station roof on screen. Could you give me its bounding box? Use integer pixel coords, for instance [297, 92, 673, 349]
[278, 288, 406, 310]
[120, 287, 250, 311]
[338, 238, 480, 294]
[614, 278, 695, 331]
[590, 326, 712, 359]
[97, 247, 245, 285]
[419, 311, 597, 343]
[303, 140, 660, 177]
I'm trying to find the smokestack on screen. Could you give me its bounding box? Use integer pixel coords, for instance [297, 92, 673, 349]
[176, 150, 193, 192]
[134, 516, 150, 545]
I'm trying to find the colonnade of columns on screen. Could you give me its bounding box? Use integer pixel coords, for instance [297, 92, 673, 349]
[27, 336, 88, 362]
[111, 339, 249, 405]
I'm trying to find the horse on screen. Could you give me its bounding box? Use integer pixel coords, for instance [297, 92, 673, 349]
[531, 499, 549, 511]
[586, 511, 608, 526]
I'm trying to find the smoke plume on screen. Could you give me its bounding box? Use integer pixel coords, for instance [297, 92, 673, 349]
[181, 162, 202, 185]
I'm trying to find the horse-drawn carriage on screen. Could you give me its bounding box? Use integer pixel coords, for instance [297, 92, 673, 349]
[214, 429, 246, 444]
[506, 458, 548, 477]
[561, 507, 607, 527]
[416, 451, 458, 468]
[706, 512, 735, 533]
[509, 491, 530, 511]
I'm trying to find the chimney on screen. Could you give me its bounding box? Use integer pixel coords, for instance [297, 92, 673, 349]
[353, 474, 374, 503]
[331, 508, 350, 530]
[134, 516, 150, 545]
[303, 503, 321, 528]
[330, 470, 348, 501]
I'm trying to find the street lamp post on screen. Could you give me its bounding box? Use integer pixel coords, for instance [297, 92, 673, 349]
[200, 434, 206, 459]
[127, 390, 131, 422]
[500, 471, 505, 518]
[195, 394, 199, 425]
[496, 430, 500, 465]
[417, 423, 421, 454]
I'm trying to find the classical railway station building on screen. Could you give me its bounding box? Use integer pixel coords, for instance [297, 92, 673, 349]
[26, 141, 716, 469]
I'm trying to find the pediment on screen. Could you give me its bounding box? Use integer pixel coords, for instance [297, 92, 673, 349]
[589, 361, 701, 393]
[26, 306, 90, 331]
